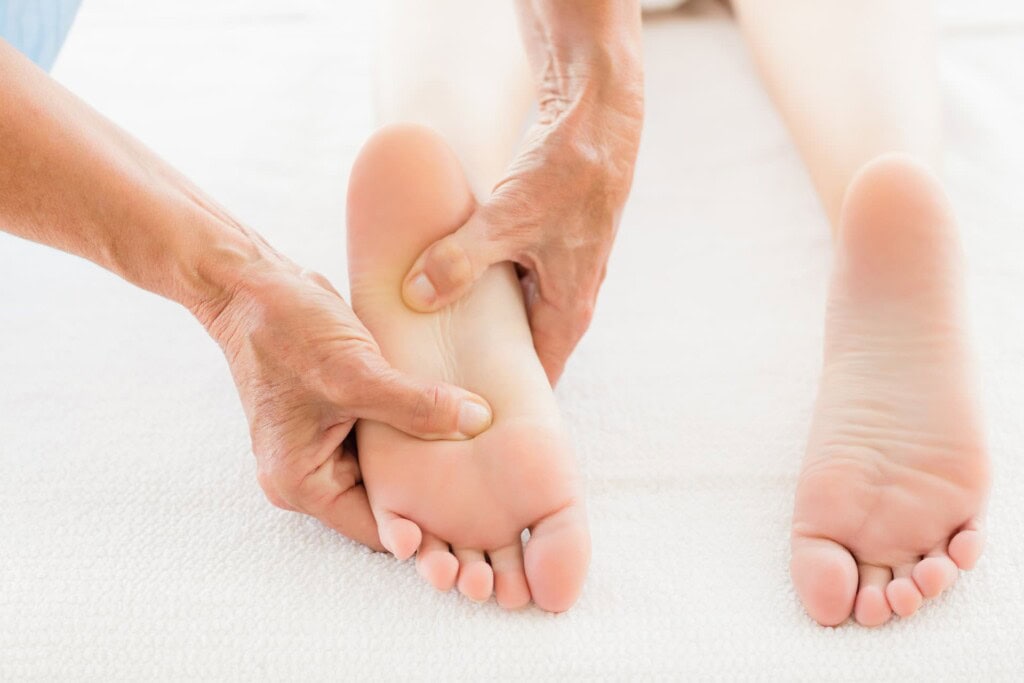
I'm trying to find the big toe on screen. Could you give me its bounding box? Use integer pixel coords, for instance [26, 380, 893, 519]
[524, 503, 591, 613]
[790, 536, 858, 626]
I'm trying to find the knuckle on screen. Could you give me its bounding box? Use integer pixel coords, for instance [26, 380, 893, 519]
[300, 269, 340, 296]
[410, 384, 455, 436]
[411, 385, 440, 433]
[256, 467, 292, 510]
[340, 354, 387, 405]
[428, 238, 475, 289]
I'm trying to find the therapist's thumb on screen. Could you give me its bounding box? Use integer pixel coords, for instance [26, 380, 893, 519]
[353, 361, 493, 440]
[401, 210, 500, 312]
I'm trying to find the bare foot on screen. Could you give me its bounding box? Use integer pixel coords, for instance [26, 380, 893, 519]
[346, 124, 590, 612]
[791, 154, 991, 627]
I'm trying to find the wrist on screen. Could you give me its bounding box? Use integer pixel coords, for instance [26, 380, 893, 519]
[522, 0, 644, 120]
[173, 205, 294, 336]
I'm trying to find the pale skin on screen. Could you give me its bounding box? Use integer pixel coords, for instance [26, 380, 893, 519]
[348, 125, 590, 611]
[732, 0, 989, 626]
[364, 0, 989, 621]
[362, 0, 642, 610]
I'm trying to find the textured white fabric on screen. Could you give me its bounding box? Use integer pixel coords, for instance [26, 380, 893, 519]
[2, 0, 1023, 678]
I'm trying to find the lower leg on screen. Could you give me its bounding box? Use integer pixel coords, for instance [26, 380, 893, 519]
[374, 0, 534, 195]
[732, 0, 942, 228]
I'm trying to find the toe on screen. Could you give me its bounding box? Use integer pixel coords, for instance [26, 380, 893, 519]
[524, 502, 591, 613]
[789, 536, 858, 626]
[886, 565, 924, 618]
[454, 548, 493, 603]
[377, 510, 422, 561]
[913, 549, 960, 598]
[415, 532, 458, 592]
[854, 564, 893, 627]
[947, 524, 985, 571]
[489, 541, 531, 610]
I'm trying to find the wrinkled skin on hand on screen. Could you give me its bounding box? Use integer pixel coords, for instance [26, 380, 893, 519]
[198, 263, 493, 549]
[402, 1, 645, 384]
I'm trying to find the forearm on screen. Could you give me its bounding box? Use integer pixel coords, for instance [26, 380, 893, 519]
[0, 39, 281, 320]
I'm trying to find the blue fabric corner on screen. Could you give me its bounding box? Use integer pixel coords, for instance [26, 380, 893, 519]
[0, 0, 83, 71]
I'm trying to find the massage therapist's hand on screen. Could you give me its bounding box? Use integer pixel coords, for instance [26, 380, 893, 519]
[199, 263, 494, 550]
[0, 39, 490, 551]
[401, 0, 644, 384]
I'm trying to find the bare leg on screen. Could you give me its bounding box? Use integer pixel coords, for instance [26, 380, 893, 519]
[374, 0, 533, 195]
[733, 0, 942, 228]
[733, 0, 991, 627]
[359, 7, 588, 611]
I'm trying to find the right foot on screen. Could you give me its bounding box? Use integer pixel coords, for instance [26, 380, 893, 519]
[346, 124, 590, 612]
[791, 155, 991, 627]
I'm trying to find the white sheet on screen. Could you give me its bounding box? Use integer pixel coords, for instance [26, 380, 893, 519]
[2, 0, 1023, 678]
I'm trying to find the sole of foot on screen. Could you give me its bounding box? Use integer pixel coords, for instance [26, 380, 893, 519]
[791, 153, 991, 627]
[346, 123, 590, 612]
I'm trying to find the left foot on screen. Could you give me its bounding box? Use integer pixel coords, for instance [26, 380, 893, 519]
[346, 124, 590, 612]
[791, 154, 991, 627]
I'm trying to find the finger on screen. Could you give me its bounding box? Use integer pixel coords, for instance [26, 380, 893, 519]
[353, 362, 493, 440]
[527, 296, 595, 386]
[282, 441, 383, 551]
[402, 210, 500, 312]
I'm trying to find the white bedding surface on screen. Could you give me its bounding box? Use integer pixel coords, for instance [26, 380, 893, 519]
[2, 0, 1023, 678]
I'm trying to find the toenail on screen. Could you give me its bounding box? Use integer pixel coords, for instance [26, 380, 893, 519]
[405, 272, 437, 307]
[458, 400, 492, 437]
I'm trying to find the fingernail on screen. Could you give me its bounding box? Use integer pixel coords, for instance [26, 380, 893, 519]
[458, 400, 492, 437]
[405, 272, 437, 307]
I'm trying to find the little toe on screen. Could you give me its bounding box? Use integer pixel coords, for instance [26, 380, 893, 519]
[454, 548, 494, 603]
[377, 511, 422, 561]
[854, 564, 893, 627]
[415, 532, 458, 592]
[489, 542, 531, 610]
[886, 565, 923, 618]
[913, 553, 960, 598]
[524, 502, 591, 613]
[790, 536, 858, 626]
[947, 525, 985, 571]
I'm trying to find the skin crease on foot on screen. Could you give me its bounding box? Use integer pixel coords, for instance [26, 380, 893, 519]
[346, 124, 591, 612]
[791, 153, 991, 627]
